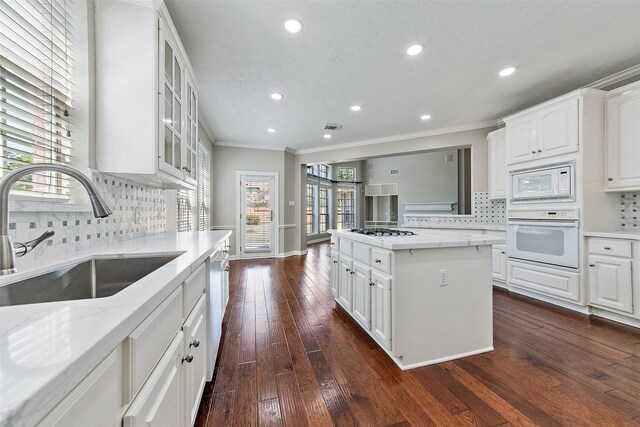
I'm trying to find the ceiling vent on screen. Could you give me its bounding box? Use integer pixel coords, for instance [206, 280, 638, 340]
[324, 123, 343, 131]
[390, 169, 399, 176]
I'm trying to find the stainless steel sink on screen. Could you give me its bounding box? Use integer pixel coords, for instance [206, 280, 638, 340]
[0, 255, 180, 307]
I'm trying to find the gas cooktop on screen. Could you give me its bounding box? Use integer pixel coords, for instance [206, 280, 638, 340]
[349, 228, 416, 237]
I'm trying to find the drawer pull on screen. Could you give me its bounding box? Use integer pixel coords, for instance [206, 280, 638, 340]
[537, 149, 542, 153]
[375, 259, 382, 263]
[501, 251, 505, 254]
[189, 339, 200, 348]
[589, 264, 595, 267]
[603, 247, 611, 250]
[182, 354, 194, 364]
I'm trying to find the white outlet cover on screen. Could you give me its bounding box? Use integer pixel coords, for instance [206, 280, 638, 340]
[288, 201, 295, 206]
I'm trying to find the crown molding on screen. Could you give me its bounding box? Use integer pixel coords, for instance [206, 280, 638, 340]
[583, 63, 640, 90]
[214, 141, 293, 152]
[294, 120, 498, 155]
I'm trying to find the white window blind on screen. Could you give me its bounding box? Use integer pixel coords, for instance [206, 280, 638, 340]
[197, 142, 210, 231]
[177, 189, 195, 232]
[1, 0, 75, 198]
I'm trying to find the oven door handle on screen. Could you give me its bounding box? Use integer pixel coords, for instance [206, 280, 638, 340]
[508, 220, 579, 227]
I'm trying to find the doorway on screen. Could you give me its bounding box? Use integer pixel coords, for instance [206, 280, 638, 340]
[237, 172, 278, 258]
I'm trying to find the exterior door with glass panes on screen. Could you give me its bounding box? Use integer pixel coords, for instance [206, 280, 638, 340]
[337, 186, 356, 230]
[159, 25, 184, 180]
[240, 175, 276, 258]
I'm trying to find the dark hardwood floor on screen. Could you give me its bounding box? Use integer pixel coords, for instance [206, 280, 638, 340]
[195, 241, 640, 426]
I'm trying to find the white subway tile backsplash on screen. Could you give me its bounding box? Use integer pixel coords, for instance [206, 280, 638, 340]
[621, 192, 638, 230]
[9, 171, 166, 264]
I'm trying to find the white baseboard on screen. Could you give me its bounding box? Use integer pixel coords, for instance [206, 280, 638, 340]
[276, 250, 308, 258]
[508, 285, 590, 314]
[398, 347, 495, 371]
[307, 236, 330, 244]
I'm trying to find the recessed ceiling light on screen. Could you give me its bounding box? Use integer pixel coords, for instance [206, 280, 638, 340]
[350, 105, 362, 112]
[420, 114, 432, 121]
[270, 93, 283, 100]
[323, 134, 332, 139]
[284, 19, 303, 33]
[406, 44, 424, 56]
[267, 128, 275, 133]
[499, 66, 516, 77]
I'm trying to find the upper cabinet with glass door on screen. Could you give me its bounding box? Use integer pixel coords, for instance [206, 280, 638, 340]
[95, 0, 198, 188]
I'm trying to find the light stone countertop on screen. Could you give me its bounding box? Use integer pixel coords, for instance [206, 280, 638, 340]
[0, 231, 231, 427]
[329, 228, 505, 250]
[582, 230, 640, 241]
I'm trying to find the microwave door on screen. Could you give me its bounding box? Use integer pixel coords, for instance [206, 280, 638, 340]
[512, 170, 559, 201]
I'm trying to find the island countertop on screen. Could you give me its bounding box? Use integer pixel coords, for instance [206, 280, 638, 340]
[329, 228, 505, 250]
[0, 231, 231, 427]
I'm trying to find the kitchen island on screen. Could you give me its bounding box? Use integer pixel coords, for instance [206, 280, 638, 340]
[329, 228, 504, 370]
[0, 231, 231, 427]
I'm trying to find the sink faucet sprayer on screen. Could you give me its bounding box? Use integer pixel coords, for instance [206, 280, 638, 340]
[0, 164, 113, 275]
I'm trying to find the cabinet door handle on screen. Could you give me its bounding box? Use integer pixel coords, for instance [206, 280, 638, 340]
[182, 354, 194, 363]
[603, 247, 611, 250]
[537, 149, 542, 153]
[607, 177, 613, 181]
[375, 259, 382, 263]
[189, 339, 200, 348]
[589, 264, 595, 267]
[501, 251, 505, 254]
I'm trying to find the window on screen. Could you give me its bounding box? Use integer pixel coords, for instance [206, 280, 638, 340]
[1, 0, 76, 199]
[177, 189, 195, 232]
[337, 187, 355, 230]
[318, 186, 329, 233]
[336, 167, 355, 182]
[306, 182, 316, 234]
[307, 163, 331, 179]
[197, 142, 210, 231]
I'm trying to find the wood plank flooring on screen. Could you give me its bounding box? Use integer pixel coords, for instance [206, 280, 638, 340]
[196, 241, 640, 426]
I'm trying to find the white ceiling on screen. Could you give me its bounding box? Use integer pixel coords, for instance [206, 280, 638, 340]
[165, 0, 640, 151]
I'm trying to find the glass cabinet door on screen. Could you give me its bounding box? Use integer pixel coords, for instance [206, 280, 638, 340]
[184, 81, 198, 184]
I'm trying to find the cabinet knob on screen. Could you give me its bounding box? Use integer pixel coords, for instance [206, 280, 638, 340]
[331, 242, 335, 245]
[603, 247, 611, 250]
[589, 264, 595, 267]
[333, 260, 337, 264]
[531, 151, 536, 154]
[369, 282, 375, 287]
[607, 177, 613, 181]
[189, 339, 200, 348]
[375, 259, 382, 263]
[345, 268, 350, 272]
[537, 149, 542, 153]
[225, 266, 230, 272]
[501, 251, 505, 254]
[350, 271, 355, 275]
[182, 354, 194, 363]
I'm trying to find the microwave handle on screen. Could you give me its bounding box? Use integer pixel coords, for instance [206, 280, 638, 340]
[508, 220, 579, 227]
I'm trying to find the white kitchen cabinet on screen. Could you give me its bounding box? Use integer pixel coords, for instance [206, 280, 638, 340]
[588, 255, 633, 314]
[371, 271, 392, 350]
[338, 257, 353, 311]
[506, 97, 578, 165]
[507, 259, 580, 303]
[95, 1, 198, 188]
[487, 128, 507, 199]
[605, 81, 640, 190]
[492, 244, 507, 286]
[37, 348, 124, 427]
[123, 332, 184, 427]
[351, 261, 371, 329]
[330, 251, 340, 297]
[182, 295, 207, 427]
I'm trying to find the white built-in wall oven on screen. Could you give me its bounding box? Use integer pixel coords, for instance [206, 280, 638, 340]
[507, 209, 579, 269]
[510, 161, 575, 204]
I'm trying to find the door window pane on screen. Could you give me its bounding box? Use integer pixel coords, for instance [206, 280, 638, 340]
[337, 188, 355, 229]
[244, 179, 272, 251]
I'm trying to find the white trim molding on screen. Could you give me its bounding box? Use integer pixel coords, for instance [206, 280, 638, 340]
[210, 225, 236, 230]
[215, 141, 293, 152]
[278, 224, 296, 229]
[276, 250, 308, 258]
[583, 63, 640, 90]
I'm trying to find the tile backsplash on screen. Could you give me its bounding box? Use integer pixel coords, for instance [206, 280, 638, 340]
[403, 192, 506, 228]
[621, 192, 638, 230]
[8, 170, 166, 264]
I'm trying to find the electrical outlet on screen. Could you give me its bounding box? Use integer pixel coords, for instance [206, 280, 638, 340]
[439, 269, 448, 286]
[288, 201, 295, 206]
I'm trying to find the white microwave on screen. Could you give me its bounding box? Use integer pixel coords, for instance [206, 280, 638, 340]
[510, 161, 575, 204]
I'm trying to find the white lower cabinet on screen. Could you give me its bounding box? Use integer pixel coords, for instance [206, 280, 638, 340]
[123, 332, 185, 427]
[370, 271, 392, 349]
[338, 257, 353, 311]
[507, 260, 580, 302]
[330, 251, 339, 297]
[351, 261, 371, 329]
[588, 255, 633, 314]
[492, 244, 507, 285]
[182, 295, 208, 426]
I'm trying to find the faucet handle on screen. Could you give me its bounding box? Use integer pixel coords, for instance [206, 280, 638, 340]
[14, 230, 55, 257]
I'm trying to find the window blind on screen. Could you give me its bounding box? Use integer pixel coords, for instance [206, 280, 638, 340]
[177, 189, 195, 232]
[0, 0, 75, 198]
[197, 142, 210, 231]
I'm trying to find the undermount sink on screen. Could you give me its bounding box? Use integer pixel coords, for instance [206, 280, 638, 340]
[0, 254, 180, 307]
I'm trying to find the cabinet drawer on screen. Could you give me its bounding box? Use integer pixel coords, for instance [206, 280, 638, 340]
[339, 239, 353, 256]
[183, 262, 206, 318]
[371, 248, 392, 275]
[508, 260, 580, 302]
[330, 234, 338, 249]
[588, 239, 632, 258]
[352, 242, 371, 264]
[124, 286, 182, 401]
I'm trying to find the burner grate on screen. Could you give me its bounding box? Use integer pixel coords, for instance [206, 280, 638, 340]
[349, 228, 416, 237]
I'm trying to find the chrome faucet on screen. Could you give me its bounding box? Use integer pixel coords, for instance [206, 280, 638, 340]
[0, 164, 113, 275]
